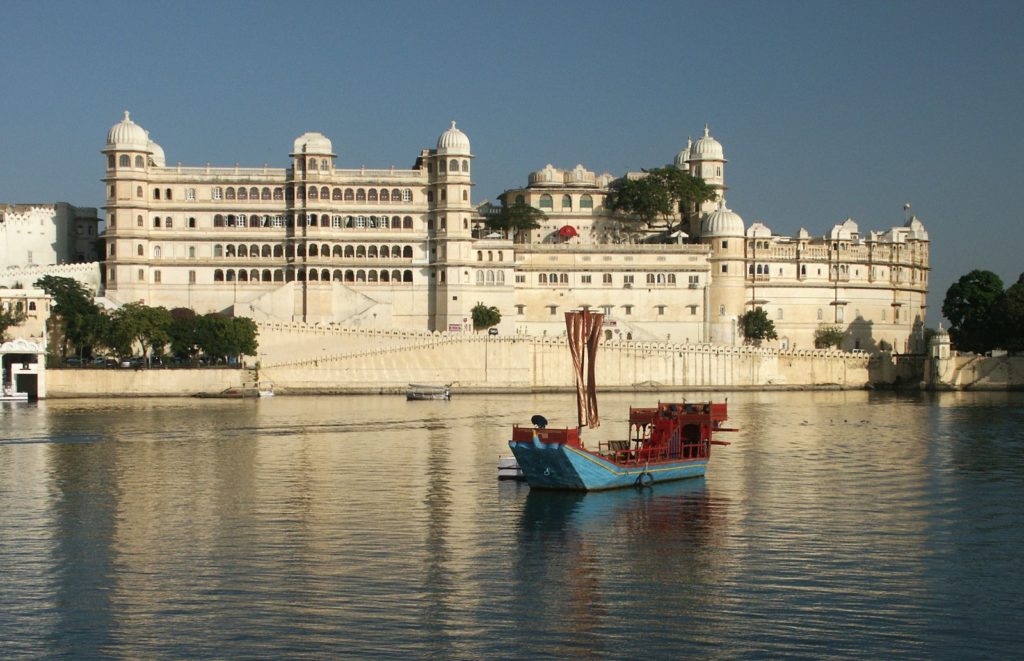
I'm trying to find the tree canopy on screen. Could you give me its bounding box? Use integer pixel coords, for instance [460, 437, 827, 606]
[1002, 273, 1024, 353]
[942, 270, 1005, 353]
[814, 325, 846, 350]
[471, 302, 501, 332]
[486, 199, 546, 243]
[606, 166, 716, 234]
[0, 305, 26, 341]
[110, 302, 173, 364]
[34, 275, 102, 358]
[738, 308, 778, 345]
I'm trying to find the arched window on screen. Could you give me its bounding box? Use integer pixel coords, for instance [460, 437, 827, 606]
[274, 245, 283, 257]
[356, 245, 366, 258]
[153, 246, 162, 258]
[463, 190, 468, 201]
[403, 270, 413, 282]
[238, 270, 248, 282]
[427, 192, 434, 203]
[380, 246, 390, 259]
[137, 244, 144, 256]
[309, 244, 318, 257]
[135, 155, 145, 168]
[262, 245, 271, 257]
[403, 189, 412, 202]
[214, 269, 224, 282]
[137, 186, 143, 197]
[333, 188, 342, 200]
[356, 270, 366, 282]
[262, 187, 271, 200]
[368, 246, 378, 258]
[403, 246, 412, 258]
[486, 271, 495, 285]
[403, 216, 413, 229]
[449, 159, 459, 172]
[356, 188, 366, 201]
[345, 245, 354, 258]
[273, 187, 283, 200]
[225, 187, 236, 200]
[392, 189, 401, 201]
[308, 270, 319, 281]
[539, 194, 553, 209]
[333, 269, 343, 282]
[379, 216, 390, 229]
[320, 186, 329, 199]
[333, 245, 342, 257]
[580, 194, 593, 209]
[153, 217, 161, 228]
[345, 270, 354, 282]
[476, 271, 484, 285]
[368, 189, 378, 202]
[562, 195, 572, 210]
[345, 188, 354, 201]
[238, 245, 248, 257]
[308, 186, 318, 200]
[153, 188, 161, 200]
[380, 189, 390, 202]
[214, 245, 223, 257]
[539, 274, 548, 284]
[237, 188, 247, 200]
[462, 160, 469, 172]
[368, 271, 378, 283]
[262, 269, 272, 282]
[119, 154, 130, 167]
[137, 215, 144, 227]
[497, 271, 505, 284]
[274, 270, 284, 282]
[515, 195, 525, 205]
[226, 245, 236, 257]
[248, 187, 258, 199]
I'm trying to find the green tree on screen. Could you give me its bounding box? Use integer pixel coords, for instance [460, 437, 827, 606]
[0, 305, 27, 341]
[195, 314, 258, 364]
[814, 325, 846, 349]
[167, 308, 200, 360]
[738, 308, 778, 345]
[606, 166, 716, 234]
[942, 270, 1004, 353]
[1001, 273, 1024, 353]
[471, 302, 501, 332]
[34, 275, 102, 359]
[109, 303, 172, 365]
[486, 199, 546, 243]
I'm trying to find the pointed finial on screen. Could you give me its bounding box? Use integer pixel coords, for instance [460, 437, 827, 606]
[451, 120, 457, 129]
[124, 110, 131, 121]
[703, 123, 710, 137]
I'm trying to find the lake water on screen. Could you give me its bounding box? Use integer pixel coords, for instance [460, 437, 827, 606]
[1, 390, 1022, 658]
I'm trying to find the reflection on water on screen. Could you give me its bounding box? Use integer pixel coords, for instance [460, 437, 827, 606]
[1, 391, 1023, 657]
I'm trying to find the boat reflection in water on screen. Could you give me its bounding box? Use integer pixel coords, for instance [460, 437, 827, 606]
[507, 478, 730, 655]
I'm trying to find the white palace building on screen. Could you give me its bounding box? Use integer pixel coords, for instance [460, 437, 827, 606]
[100, 113, 929, 352]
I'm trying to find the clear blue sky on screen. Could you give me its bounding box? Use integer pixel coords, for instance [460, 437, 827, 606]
[2, 0, 1021, 324]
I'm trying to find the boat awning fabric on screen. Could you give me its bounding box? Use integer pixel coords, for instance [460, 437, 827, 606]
[565, 309, 603, 429]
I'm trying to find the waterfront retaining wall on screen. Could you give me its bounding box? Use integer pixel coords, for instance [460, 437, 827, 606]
[46, 368, 246, 398]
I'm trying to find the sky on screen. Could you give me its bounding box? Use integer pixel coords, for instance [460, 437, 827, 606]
[1, 0, 1022, 325]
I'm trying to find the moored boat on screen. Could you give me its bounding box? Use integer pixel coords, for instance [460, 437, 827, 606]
[406, 384, 451, 400]
[507, 309, 735, 491]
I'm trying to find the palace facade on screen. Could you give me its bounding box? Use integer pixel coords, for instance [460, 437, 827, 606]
[100, 114, 928, 352]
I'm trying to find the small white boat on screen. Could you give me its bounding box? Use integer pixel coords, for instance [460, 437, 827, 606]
[406, 384, 451, 401]
[258, 381, 274, 397]
[0, 385, 28, 402]
[497, 455, 524, 480]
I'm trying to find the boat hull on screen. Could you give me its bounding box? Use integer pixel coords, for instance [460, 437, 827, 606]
[508, 438, 706, 491]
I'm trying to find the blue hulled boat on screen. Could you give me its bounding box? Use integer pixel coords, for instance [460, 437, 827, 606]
[508, 309, 734, 491]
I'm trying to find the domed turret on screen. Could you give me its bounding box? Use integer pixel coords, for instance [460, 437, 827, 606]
[437, 121, 471, 155]
[292, 131, 334, 156]
[674, 137, 693, 168]
[701, 202, 745, 237]
[147, 139, 166, 167]
[690, 124, 724, 161]
[106, 111, 149, 150]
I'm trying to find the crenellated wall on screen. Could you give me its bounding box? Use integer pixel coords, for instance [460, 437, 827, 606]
[257, 325, 870, 393]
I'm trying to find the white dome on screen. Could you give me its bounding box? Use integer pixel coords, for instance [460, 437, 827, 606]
[674, 137, 693, 168]
[690, 124, 724, 161]
[437, 120, 471, 154]
[701, 202, 745, 237]
[292, 132, 334, 155]
[106, 111, 149, 150]
[147, 140, 165, 167]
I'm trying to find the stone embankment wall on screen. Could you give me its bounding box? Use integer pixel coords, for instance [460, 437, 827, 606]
[258, 326, 870, 394]
[929, 354, 1024, 390]
[46, 368, 246, 398]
